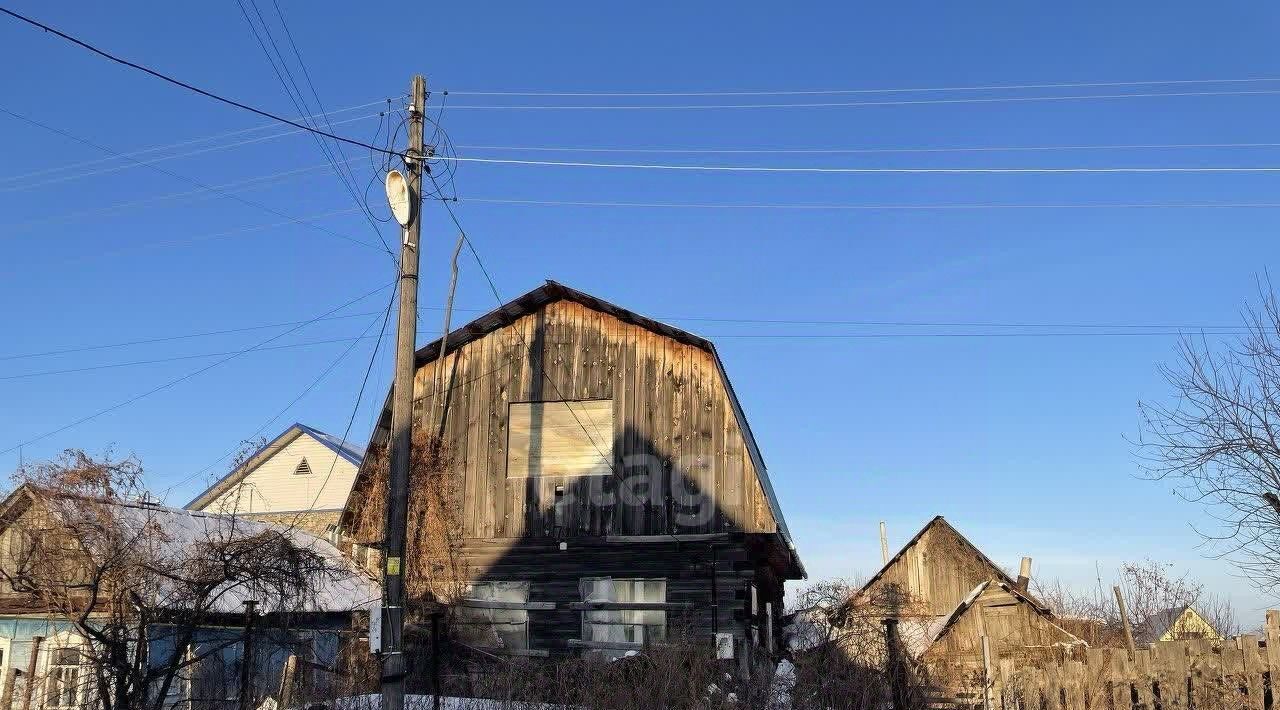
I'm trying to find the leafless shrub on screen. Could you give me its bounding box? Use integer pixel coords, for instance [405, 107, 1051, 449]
[784, 579, 938, 710]
[1, 448, 351, 710]
[1032, 559, 1239, 648]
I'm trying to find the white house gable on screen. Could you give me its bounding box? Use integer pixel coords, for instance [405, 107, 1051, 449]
[195, 427, 362, 516]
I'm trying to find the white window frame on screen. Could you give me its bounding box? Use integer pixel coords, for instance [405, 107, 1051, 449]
[0, 637, 10, 700]
[580, 577, 667, 655]
[38, 632, 90, 710]
[453, 582, 531, 651]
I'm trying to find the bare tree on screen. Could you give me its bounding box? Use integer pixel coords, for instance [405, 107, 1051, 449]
[0, 449, 354, 710]
[1138, 282, 1280, 594]
[1033, 559, 1239, 647]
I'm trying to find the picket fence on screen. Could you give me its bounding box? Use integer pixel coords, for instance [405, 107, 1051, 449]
[976, 612, 1280, 710]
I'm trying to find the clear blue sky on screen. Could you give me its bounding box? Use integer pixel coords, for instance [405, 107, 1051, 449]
[3, 1, 1280, 616]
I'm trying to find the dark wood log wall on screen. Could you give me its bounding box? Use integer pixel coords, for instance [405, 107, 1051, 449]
[453, 537, 765, 652]
[403, 299, 778, 541]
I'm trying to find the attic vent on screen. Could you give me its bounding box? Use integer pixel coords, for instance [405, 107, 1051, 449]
[294, 458, 313, 476]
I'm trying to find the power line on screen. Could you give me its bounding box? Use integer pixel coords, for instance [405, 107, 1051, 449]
[0, 102, 391, 186]
[2, 327, 1258, 383]
[162, 293, 396, 498]
[2, 157, 362, 232]
[2, 207, 368, 279]
[459, 196, 1280, 211]
[297, 286, 397, 519]
[160, 301, 393, 495]
[433, 155, 1280, 174]
[454, 140, 1280, 156]
[447, 76, 1280, 97]
[442, 88, 1280, 110]
[0, 6, 399, 156]
[0, 106, 381, 250]
[0, 282, 393, 456]
[234, 0, 394, 258]
[1, 110, 385, 192]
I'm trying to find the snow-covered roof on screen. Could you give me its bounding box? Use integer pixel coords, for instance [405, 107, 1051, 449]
[28, 492, 377, 615]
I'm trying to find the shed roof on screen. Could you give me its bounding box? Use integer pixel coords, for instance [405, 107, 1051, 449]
[923, 579, 1083, 655]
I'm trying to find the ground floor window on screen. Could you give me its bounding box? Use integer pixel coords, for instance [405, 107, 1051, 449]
[44, 646, 83, 710]
[580, 577, 667, 648]
[454, 581, 530, 651]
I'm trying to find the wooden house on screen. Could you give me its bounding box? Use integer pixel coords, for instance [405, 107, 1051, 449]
[921, 580, 1083, 667]
[0, 485, 376, 709]
[338, 281, 805, 663]
[854, 516, 1032, 618]
[185, 423, 365, 537]
[1131, 605, 1222, 645]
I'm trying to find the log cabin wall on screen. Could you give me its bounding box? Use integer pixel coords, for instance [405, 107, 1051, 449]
[402, 298, 778, 540]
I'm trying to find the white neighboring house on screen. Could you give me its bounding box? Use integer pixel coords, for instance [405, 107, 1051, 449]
[184, 423, 364, 537]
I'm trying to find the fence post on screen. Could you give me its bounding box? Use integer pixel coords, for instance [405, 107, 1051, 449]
[981, 635, 994, 710]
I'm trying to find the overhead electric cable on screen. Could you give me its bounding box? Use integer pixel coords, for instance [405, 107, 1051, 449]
[162, 293, 396, 497]
[0, 102, 391, 185]
[1, 111, 384, 192]
[459, 197, 1280, 211]
[448, 76, 1280, 97]
[0, 282, 393, 455]
[0, 106, 381, 250]
[442, 88, 1280, 110]
[0, 327, 1256, 383]
[454, 140, 1280, 156]
[0, 6, 399, 156]
[234, 0, 394, 258]
[432, 155, 1280, 174]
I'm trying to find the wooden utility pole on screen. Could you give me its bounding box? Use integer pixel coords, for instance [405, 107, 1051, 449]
[380, 74, 426, 710]
[1114, 585, 1138, 655]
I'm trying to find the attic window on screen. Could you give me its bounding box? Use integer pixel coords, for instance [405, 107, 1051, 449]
[507, 400, 613, 478]
[294, 458, 313, 476]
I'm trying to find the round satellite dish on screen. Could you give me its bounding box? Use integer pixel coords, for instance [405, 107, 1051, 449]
[385, 169, 414, 227]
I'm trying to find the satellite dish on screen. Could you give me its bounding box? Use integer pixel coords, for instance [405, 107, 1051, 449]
[385, 169, 415, 227]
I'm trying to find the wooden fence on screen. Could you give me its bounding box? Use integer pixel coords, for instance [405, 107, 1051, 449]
[975, 611, 1280, 710]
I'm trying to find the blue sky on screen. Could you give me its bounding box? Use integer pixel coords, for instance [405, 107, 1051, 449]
[4, 1, 1280, 615]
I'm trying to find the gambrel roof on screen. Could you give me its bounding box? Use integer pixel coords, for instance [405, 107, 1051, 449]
[362, 280, 803, 576]
[183, 422, 364, 511]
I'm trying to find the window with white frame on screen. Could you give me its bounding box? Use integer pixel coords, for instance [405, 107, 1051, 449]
[44, 646, 84, 710]
[580, 578, 666, 650]
[453, 581, 530, 651]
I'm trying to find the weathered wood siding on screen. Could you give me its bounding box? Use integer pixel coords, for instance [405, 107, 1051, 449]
[924, 585, 1079, 667]
[860, 520, 1011, 616]
[403, 299, 778, 540]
